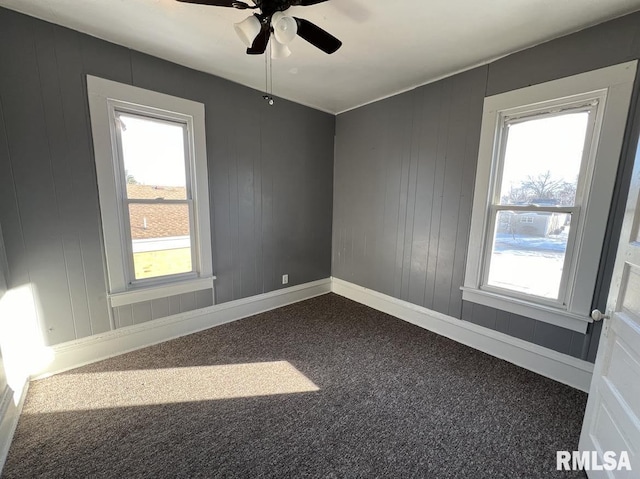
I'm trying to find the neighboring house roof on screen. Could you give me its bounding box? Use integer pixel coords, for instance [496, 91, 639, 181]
[126, 184, 187, 200]
[126, 185, 190, 240]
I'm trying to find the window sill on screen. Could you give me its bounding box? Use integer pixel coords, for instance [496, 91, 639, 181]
[109, 276, 216, 308]
[460, 287, 591, 333]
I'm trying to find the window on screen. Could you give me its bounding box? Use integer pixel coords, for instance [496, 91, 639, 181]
[88, 76, 213, 307]
[463, 62, 637, 332]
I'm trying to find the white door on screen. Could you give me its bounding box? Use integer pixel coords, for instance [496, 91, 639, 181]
[578, 146, 640, 477]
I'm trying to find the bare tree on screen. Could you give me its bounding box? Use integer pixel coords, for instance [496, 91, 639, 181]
[520, 171, 565, 199]
[502, 170, 576, 206]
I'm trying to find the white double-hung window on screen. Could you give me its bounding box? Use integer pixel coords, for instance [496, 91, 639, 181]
[87, 76, 213, 308]
[462, 62, 637, 332]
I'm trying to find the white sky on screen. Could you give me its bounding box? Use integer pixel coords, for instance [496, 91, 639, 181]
[119, 113, 187, 187]
[500, 111, 589, 194]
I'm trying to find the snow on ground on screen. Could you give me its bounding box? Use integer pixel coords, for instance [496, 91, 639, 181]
[487, 230, 569, 299]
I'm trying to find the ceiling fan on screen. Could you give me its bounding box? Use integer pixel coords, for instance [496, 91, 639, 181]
[176, 0, 342, 57]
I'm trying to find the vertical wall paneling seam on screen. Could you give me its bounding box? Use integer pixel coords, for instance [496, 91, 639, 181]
[232, 129, 240, 298]
[568, 332, 578, 361]
[397, 94, 410, 298]
[531, 318, 539, 350]
[483, 62, 490, 98]
[331, 129, 336, 276]
[259, 107, 265, 294]
[381, 113, 393, 294]
[34, 26, 78, 340]
[113, 307, 120, 328]
[226, 135, 234, 299]
[402, 91, 420, 300]
[207, 111, 218, 307]
[227, 134, 235, 300]
[251, 109, 264, 294]
[422, 89, 439, 307]
[408, 92, 424, 303]
[394, 101, 409, 298]
[128, 48, 135, 86]
[413, 92, 433, 307]
[581, 323, 593, 361]
[0, 99, 26, 290]
[268, 160, 274, 292]
[426, 82, 451, 308]
[425, 85, 442, 307]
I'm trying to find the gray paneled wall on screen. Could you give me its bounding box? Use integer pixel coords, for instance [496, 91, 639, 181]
[0, 223, 8, 393]
[113, 289, 214, 328]
[0, 8, 334, 346]
[333, 67, 486, 318]
[0, 223, 8, 301]
[333, 11, 640, 361]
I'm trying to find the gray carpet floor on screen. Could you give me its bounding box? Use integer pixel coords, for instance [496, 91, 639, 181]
[3, 293, 588, 478]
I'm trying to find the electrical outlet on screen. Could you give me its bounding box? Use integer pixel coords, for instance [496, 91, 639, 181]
[282, 274, 289, 285]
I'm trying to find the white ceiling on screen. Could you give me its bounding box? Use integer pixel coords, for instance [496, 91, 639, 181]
[2, 0, 640, 114]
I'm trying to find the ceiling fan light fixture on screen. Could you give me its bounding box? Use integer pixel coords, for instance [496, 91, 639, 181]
[272, 12, 298, 45]
[234, 14, 261, 47]
[271, 38, 291, 59]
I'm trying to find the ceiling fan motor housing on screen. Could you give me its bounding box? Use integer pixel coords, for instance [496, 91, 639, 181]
[178, 0, 341, 55]
[253, 0, 296, 16]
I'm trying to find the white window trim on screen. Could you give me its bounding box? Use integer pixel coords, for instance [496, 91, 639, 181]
[87, 76, 214, 307]
[462, 61, 637, 333]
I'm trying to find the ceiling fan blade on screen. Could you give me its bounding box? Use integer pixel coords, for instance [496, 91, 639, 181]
[246, 25, 270, 55]
[294, 17, 342, 54]
[294, 0, 330, 5]
[176, 0, 237, 6]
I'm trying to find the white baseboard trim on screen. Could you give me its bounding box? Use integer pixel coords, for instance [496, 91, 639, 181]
[331, 277, 594, 392]
[0, 381, 28, 471]
[32, 278, 331, 380]
[29, 274, 594, 392]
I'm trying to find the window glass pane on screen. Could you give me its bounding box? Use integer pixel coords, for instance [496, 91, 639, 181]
[118, 113, 188, 200]
[487, 210, 572, 300]
[129, 203, 192, 280]
[498, 112, 589, 207]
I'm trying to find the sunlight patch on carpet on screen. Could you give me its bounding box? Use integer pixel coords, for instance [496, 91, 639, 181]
[24, 361, 319, 412]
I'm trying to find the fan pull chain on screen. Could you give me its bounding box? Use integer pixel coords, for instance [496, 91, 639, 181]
[263, 38, 274, 106]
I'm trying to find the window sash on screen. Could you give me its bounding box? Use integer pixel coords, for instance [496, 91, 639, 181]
[479, 100, 600, 307]
[112, 109, 198, 287]
[491, 104, 599, 208]
[481, 205, 580, 307]
[114, 110, 194, 202]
